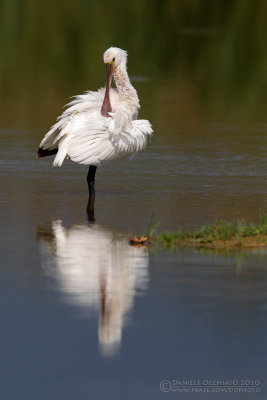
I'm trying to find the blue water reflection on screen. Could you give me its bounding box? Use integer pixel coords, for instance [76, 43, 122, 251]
[37, 221, 148, 357]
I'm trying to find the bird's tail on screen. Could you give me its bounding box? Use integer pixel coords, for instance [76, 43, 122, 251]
[52, 136, 69, 167]
[53, 151, 66, 167]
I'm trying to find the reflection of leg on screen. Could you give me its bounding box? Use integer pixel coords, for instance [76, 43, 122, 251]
[87, 196, 95, 222]
[87, 165, 97, 196]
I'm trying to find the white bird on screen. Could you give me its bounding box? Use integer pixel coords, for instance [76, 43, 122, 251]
[36, 47, 153, 196]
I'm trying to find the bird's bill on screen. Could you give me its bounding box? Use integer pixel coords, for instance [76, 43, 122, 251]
[101, 62, 114, 117]
[106, 61, 115, 88]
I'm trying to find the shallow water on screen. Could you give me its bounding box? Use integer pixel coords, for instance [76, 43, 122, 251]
[0, 131, 266, 399]
[1, 1, 267, 398]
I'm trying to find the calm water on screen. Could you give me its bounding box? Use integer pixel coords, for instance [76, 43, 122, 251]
[1, 1, 267, 399]
[0, 131, 266, 399]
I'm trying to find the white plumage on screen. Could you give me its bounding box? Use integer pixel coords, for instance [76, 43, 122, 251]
[37, 47, 153, 170]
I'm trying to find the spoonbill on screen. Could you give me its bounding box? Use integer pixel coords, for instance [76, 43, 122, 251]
[36, 47, 153, 196]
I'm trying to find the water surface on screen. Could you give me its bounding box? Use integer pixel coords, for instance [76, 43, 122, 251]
[0, 130, 266, 399]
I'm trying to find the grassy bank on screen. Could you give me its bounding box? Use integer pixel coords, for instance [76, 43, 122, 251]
[131, 215, 267, 250]
[156, 217, 267, 249]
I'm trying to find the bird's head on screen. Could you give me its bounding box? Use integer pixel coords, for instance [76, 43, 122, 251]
[101, 48, 129, 117]
[103, 47, 128, 69]
[101, 48, 128, 117]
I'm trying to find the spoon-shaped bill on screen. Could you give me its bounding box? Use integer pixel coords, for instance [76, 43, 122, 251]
[101, 62, 114, 117]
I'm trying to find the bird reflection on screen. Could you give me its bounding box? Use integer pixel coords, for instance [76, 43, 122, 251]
[37, 214, 149, 357]
[87, 196, 95, 222]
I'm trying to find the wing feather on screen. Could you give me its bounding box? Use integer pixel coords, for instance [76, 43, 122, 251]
[37, 87, 153, 166]
[38, 90, 106, 155]
[66, 118, 152, 165]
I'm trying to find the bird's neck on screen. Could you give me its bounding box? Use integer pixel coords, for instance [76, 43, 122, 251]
[114, 64, 140, 108]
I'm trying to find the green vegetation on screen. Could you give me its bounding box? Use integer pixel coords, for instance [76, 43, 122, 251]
[154, 215, 267, 250]
[1, 1, 267, 129]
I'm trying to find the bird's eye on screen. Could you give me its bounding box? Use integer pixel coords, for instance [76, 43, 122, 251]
[112, 57, 115, 61]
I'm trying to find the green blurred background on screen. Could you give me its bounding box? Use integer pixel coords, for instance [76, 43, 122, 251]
[0, 0, 266, 139]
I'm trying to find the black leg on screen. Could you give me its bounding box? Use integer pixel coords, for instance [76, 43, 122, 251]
[87, 165, 97, 196]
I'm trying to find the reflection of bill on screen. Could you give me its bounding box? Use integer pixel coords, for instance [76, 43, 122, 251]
[37, 221, 149, 357]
